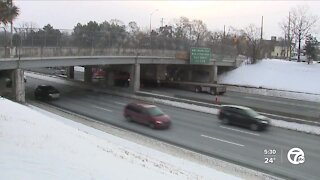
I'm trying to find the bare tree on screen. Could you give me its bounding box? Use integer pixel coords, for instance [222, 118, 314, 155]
[128, 21, 140, 34]
[128, 21, 142, 48]
[280, 5, 318, 62]
[191, 19, 208, 46]
[173, 17, 191, 40]
[18, 21, 38, 46]
[240, 24, 262, 64]
[19, 21, 38, 32]
[279, 20, 292, 59]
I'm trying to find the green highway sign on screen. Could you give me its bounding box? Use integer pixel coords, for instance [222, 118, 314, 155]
[190, 47, 211, 64]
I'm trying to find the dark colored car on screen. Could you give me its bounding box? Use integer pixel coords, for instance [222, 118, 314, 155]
[218, 105, 270, 131]
[34, 85, 60, 100]
[124, 103, 171, 129]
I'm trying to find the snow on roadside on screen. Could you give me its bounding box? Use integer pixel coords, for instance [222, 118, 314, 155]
[0, 97, 241, 180]
[270, 119, 320, 135]
[154, 98, 219, 114]
[226, 85, 320, 102]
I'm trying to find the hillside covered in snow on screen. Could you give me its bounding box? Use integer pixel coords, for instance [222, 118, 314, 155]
[219, 59, 320, 95]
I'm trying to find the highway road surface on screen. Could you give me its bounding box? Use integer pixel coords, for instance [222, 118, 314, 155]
[142, 86, 320, 124]
[25, 75, 320, 180]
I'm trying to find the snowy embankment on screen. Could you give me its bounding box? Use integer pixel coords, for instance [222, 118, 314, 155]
[219, 59, 320, 102]
[0, 97, 243, 180]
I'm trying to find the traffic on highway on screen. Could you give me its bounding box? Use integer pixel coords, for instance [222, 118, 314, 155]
[24, 74, 320, 180]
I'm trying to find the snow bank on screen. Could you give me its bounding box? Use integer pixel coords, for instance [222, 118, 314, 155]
[154, 99, 219, 114]
[226, 85, 320, 102]
[0, 97, 241, 180]
[270, 119, 320, 135]
[219, 59, 320, 95]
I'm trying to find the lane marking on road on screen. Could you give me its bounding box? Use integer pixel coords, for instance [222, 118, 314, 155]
[91, 105, 113, 112]
[201, 134, 244, 147]
[114, 101, 126, 106]
[219, 126, 260, 136]
[244, 96, 318, 109]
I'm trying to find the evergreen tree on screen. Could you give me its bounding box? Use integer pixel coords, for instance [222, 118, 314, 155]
[304, 34, 318, 64]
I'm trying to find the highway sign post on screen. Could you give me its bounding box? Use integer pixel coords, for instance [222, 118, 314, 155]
[190, 47, 211, 64]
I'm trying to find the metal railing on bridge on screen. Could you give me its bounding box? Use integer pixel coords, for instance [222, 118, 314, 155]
[0, 26, 241, 60]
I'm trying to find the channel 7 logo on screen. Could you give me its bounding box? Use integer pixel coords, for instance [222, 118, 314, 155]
[287, 148, 305, 165]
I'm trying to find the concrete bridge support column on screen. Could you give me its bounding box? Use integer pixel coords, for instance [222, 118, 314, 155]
[13, 69, 25, 103]
[84, 66, 93, 83]
[209, 65, 218, 83]
[106, 71, 114, 86]
[67, 66, 74, 79]
[134, 63, 141, 92]
[129, 64, 140, 92]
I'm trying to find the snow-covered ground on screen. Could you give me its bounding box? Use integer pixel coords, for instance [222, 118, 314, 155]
[219, 59, 320, 95]
[0, 97, 245, 180]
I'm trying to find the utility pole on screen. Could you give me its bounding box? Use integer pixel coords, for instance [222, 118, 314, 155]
[288, 12, 291, 60]
[222, 25, 226, 54]
[260, 16, 263, 59]
[149, 9, 158, 49]
[260, 16, 263, 40]
[8, 0, 14, 57]
[161, 18, 164, 27]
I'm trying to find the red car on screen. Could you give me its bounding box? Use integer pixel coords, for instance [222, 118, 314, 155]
[124, 103, 171, 129]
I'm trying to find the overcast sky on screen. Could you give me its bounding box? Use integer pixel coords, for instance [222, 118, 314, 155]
[12, 1, 320, 40]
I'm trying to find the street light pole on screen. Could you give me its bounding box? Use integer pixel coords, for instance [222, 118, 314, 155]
[149, 9, 158, 33]
[149, 9, 158, 49]
[8, 0, 14, 58]
[1, 26, 7, 57]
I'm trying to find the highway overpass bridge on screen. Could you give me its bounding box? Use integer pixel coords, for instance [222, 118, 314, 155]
[0, 55, 242, 102]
